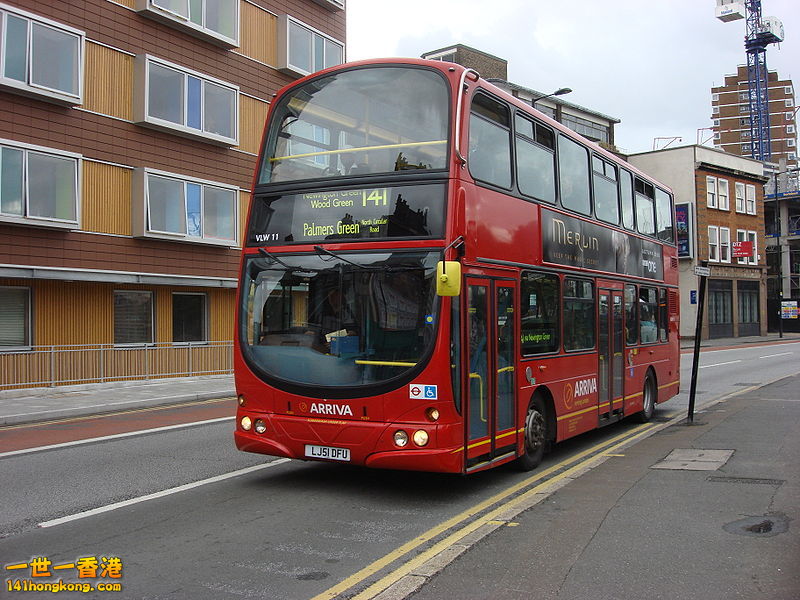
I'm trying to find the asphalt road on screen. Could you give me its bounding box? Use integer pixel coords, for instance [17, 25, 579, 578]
[0, 341, 797, 599]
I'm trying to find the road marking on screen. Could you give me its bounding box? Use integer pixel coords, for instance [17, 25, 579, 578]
[38, 458, 291, 528]
[698, 360, 742, 369]
[311, 423, 655, 600]
[758, 352, 793, 359]
[0, 417, 235, 459]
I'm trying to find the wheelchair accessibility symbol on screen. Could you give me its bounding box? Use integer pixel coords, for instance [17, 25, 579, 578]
[409, 384, 438, 400]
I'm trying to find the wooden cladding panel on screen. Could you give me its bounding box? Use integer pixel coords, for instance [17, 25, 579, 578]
[82, 161, 133, 236]
[83, 41, 134, 120]
[238, 190, 251, 247]
[109, 0, 136, 8]
[240, 2, 277, 65]
[238, 94, 269, 155]
[33, 281, 113, 346]
[209, 288, 236, 341]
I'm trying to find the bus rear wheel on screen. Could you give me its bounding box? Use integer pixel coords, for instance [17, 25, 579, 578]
[516, 397, 548, 471]
[636, 373, 656, 423]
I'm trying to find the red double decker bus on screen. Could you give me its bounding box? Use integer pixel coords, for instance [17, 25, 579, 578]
[234, 59, 679, 473]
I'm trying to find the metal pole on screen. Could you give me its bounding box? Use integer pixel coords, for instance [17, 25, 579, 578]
[688, 262, 708, 423]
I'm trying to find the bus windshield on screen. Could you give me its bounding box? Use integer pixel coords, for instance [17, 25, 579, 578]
[259, 66, 450, 184]
[240, 251, 439, 390]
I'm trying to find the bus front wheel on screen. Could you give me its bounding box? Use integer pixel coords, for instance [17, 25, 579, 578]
[516, 397, 548, 471]
[636, 372, 657, 423]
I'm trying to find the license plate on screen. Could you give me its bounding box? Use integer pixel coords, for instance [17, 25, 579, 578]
[304, 444, 350, 462]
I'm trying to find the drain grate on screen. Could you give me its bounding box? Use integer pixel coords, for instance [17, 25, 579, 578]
[707, 476, 785, 486]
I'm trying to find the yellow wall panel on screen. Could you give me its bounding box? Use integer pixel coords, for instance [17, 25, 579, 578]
[238, 190, 251, 247]
[240, 2, 277, 65]
[238, 95, 269, 155]
[84, 41, 134, 120]
[82, 161, 133, 236]
[209, 288, 237, 341]
[33, 281, 113, 346]
[108, 0, 136, 8]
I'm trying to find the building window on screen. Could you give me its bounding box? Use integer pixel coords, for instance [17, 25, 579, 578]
[787, 112, 795, 121]
[748, 231, 757, 265]
[135, 168, 237, 245]
[0, 5, 84, 105]
[136, 55, 238, 146]
[740, 117, 751, 126]
[788, 138, 796, 147]
[706, 176, 717, 208]
[563, 278, 594, 351]
[114, 291, 154, 345]
[741, 143, 752, 154]
[0, 286, 31, 348]
[277, 15, 344, 78]
[785, 86, 794, 96]
[736, 229, 748, 264]
[745, 183, 756, 215]
[172, 293, 207, 343]
[712, 106, 719, 115]
[136, 0, 238, 47]
[717, 178, 729, 210]
[741, 130, 751, 139]
[786, 99, 794, 108]
[720, 227, 731, 262]
[708, 225, 719, 262]
[712, 93, 719, 102]
[735, 181, 745, 213]
[787, 125, 796, 134]
[0, 140, 79, 227]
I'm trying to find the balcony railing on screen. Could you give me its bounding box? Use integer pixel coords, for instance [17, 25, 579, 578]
[0, 341, 233, 390]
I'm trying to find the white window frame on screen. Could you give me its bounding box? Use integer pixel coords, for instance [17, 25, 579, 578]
[133, 167, 239, 246]
[786, 99, 794, 108]
[708, 225, 719, 263]
[736, 229, 748, 265]
[717, 178, 729, 211]
[0, 3, 84, 105]
[712, 106, 719, 115]
[277, 14, 345, 78]
[712, 93, 719, 102]
[135, 54, 239, 146]
[735, 181, 745, 213]
[309, 0, 345, 10]
[788, 138, 796, 147]
[745, 183, 756, 215]
[0, 138, 81, 228]
[0, 285, 31, 350]
[785, 86, 794, 95]
[719, 226, 731, 263]
[135, 0, 239, 47]
[706, 176, 717, 208]
[747, 231, 757, 265]
[787, 125, 796, 134]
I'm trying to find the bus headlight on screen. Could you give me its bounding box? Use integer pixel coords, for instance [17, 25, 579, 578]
[238, 395, 246, 407]
[425, 408, 440, 422]
[393, 430, 409, 447]
[254, 419, 267, 434]
[412, 430, 429, 447]
[240, 416, 252, 431]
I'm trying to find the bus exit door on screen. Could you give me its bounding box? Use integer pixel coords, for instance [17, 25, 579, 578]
[464, 277, 517, 470]
[598, 288, 625, 425]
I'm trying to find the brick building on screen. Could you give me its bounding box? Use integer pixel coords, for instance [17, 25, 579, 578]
[629, 146, 768, 339]
[711, 65, 797, 170]
[0, 0, 345, 388]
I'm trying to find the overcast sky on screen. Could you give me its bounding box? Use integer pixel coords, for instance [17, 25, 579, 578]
[345, 0, 799, 155]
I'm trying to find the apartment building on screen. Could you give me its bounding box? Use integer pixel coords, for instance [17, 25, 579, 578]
[0, 0, 345, 388]
[629, 145, 768, 340]
[711, 65, 797, 170]
[421, 44, 619, 150]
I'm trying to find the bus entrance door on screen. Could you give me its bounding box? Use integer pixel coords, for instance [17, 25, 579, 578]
[598, 288, 625, 425]
[464, 277, 517, 470]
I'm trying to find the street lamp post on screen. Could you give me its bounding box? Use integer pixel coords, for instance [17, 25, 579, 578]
[530, 87, 572, 106]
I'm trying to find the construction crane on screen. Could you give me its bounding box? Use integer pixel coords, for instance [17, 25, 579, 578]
[716, 0, 784, 161]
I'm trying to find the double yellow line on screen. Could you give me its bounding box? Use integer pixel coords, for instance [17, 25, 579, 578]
[313, 421, 656, 600]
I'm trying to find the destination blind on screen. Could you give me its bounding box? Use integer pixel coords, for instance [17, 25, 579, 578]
[248, 184, 446, 245]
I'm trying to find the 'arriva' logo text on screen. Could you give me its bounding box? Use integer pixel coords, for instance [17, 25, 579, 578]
[310, 403, 353, 416]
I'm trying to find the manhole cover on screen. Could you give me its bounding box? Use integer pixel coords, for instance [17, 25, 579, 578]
[723, 514, 789, 537]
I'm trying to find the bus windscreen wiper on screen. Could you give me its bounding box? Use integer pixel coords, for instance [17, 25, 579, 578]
[313, 246, 376, 270]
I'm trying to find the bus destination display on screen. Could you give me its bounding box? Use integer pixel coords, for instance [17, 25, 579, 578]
[248, 184, 445, 245]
